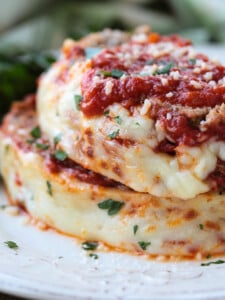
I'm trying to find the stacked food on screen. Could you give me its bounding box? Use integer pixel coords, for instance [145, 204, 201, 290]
[1, 27, 225, 259]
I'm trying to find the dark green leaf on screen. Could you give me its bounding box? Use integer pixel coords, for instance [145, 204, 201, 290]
[89, 253, 99, 259]
[114, 116, 122, 125]
[199, 223, 204, 230]
[98, 199, 124, 216]
[201, 260, 225, 266]
[82, 241, 98, 251]
[107, 129, 120, 139]
[54, 149, 68, 161]
[74, 95, 83, 111]
[138, 241, 151, 250]
[36, 143, 49, 150]
[53, 133, 62, 145]
[100, 69, 125, 79]
[4, 240, 18, 250]
[46, 181, 53, 196]
[133, 225, 139, 235]
[189, 58, 196, 65]
[30, 126, 41, 139]
[104, 110, 110, 116]
[154, 62, 174, 75]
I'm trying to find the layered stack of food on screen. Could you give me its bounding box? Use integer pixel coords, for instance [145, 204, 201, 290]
[1, 27, 225, 259]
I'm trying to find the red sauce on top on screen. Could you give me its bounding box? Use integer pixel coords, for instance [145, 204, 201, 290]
[77, 34, 225, 149]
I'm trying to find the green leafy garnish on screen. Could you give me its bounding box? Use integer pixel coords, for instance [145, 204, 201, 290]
[189, 58, 196, 65]
[4, 240, 18, 250]
[36, 143, 49, 150]
[114, 116, 122, 125]
[74, 95, 83, 111]
[201, 259, 225, 266]
[104, 110, 110, 116]
[100, 69, 125, 79]
[46, 181, 53, 196]
[89, 253, 99, 259]
[107, 129, 120, 139]
[154, 62, 174, 75]
[54, 149, 68, 161]
[199, 223, 204, 230]
[53, 133, 62, 145]
[133, 225, 139, 235]
[97, 199, 124, 216]
[82, 241, 98, 251]
[30, 126, 41, 139]
[138, 241, 151, 250]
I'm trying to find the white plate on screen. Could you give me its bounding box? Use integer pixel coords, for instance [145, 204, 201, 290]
[1, 46, 225, 300]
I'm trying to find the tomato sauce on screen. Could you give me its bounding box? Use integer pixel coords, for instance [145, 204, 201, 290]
[78, 34, 225, 150]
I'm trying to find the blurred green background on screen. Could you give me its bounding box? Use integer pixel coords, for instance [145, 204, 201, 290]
[0, 0, 225, 116]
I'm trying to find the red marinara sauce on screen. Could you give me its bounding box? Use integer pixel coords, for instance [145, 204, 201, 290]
[78, 33, 225, 150]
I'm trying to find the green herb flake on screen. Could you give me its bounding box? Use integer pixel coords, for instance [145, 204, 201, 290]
[36, 143, 49, 150]
[30, 126, 41, 139]
[46, 181, 53, 196]
[26, 139, 34, 144]
[107, 129, 120, 139]
[199, 223, 204, 230]
[58, 256, 63, 259]
[54, 149, 68, 161]
[138, 241, 151, 251]
[133, 225, 139, 235]
[146, 59, 156, 65]
[4, 240, 18, 250]
[189, 58, 196, 65]
[104, 110, 110, 116]
[206, 254, 212, 259]
[154, 62, 174, 75]
[101, 69, 125, 79]
[89, 253, 99, 259]
[74, 95, 83, 111]
[98, 199, 125, 216]
[53, 133, 62, 145]
[114, 116, 122, 125]
[82, 241, 98, 251]
[135, 122, 140, 126]
[201, 259, 225, 267]
[0, 205, 7, 210]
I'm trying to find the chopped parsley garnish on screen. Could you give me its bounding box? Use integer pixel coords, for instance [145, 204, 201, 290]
[4, 144, 10, 153]
[199, 223, 204, 230]
[89, 253, 99, 259]
[189, 58, 196, 65]
[138, 241, 151, 250]
[54, 149, 68, 161]
[85, 47, 101, 59]
[206, 254, 212, 259]
[98, 199, 125, 216]
[133, 225, 139, 235]
[0, 205, 7, 209]
[30, 126, 41, 139]
[201, 259, 225, 267]
[26, 139, 34, 144]
[135, 122, 140, 126]
[154, 62, 174, 75]
[82, 241, 98, 251]
[36, 143, 49, 150]
[4, 240, 18, 250]
[46, 181, 53, 196]
[107, 129, 120, 139]
[53, 133, 62, 145]
[100, 69, 125, 79]
[104, 110, 110, 116]
[74, 95, 83, 111]
[114, 116, 122, 125]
